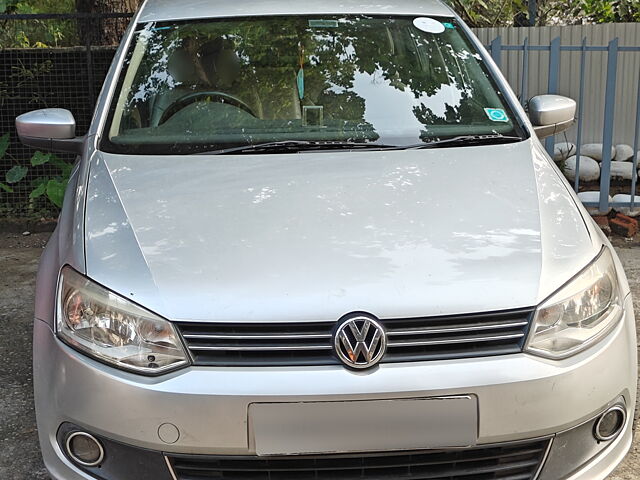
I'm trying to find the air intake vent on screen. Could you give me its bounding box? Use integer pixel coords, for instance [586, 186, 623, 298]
[166, 438, 550, 480]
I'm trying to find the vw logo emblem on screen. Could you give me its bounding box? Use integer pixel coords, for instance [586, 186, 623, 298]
[334, 315, 386, 369]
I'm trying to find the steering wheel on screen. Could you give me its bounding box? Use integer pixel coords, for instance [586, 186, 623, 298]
[159, 91, 257, 125]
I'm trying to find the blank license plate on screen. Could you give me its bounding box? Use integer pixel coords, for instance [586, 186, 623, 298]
[249, 395, 478, 456]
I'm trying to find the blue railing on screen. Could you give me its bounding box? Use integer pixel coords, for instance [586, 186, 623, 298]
[489, 36, 640, 211]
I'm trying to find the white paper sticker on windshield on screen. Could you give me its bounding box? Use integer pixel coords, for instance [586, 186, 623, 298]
[309, 19, 339, 28]
[413, 17, 446, 34]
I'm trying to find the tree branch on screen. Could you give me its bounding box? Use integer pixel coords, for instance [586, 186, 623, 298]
[492, 0, 511, 27]
[450, 0, 476, 26]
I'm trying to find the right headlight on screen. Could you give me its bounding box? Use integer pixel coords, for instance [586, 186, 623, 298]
[56, 266, 190, 375]
[526, 247, 624, 359]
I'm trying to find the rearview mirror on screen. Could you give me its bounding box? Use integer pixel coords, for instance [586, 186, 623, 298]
[15, 108, 84, 154]
[528, 95, 576, 140]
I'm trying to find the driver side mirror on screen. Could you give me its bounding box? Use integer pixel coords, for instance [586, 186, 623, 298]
[528, 95, 576, 140]
[15, 108, 85, 154]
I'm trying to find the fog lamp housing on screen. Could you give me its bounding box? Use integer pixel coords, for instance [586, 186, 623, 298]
[594, 405, 626, 442]
[65, 431, 104, 467]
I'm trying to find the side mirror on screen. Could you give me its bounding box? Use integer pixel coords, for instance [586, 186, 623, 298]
[15, 108, 84, 154]
[528, 95, 576, 140]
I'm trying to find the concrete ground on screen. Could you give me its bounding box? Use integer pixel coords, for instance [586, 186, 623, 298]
[0, 231, 638, 479]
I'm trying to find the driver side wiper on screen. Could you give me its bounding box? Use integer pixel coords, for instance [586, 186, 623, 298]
[195, 140, 398, 155]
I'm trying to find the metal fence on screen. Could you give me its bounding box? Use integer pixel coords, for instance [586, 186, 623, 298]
[1, 15, 640, 217]
[475, 24, 640, 212]
[0, 13, 132, 217]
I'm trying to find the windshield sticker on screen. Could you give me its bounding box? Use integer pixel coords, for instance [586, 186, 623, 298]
[413, 17, 446, 34]
[309, 19, 339, 28]
[442, 22, 456, 29]
[484, 108, 509, 122]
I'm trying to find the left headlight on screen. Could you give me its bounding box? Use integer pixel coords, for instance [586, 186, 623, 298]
[526, 247, 624, 359]
[56, 266, 190, 375]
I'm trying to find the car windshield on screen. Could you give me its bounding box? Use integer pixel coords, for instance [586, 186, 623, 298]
[102, 15, 525, 155]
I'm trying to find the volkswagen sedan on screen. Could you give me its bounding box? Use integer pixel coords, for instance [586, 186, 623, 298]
[18, 0, 637, 479]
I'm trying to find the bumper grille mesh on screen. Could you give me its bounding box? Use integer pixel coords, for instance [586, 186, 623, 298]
[166, 439, 550, 480]
[176, 308, 534, 367]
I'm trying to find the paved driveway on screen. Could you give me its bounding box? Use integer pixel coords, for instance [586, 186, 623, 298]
[0, 232, 637, 479]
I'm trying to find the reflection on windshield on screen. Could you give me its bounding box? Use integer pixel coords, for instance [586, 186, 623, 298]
[103, 15, 522, 155]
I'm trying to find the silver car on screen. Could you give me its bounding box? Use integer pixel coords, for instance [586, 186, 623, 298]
[18, 0, 637, 479]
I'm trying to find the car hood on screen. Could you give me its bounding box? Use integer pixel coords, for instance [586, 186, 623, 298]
[85, 140, 597, 322]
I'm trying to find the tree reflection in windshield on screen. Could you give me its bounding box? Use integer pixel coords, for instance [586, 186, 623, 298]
[104, 15, 521, 155]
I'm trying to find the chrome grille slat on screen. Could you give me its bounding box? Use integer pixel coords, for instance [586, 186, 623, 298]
[388, 332, 526, 348]
[387, 320, 529, 336]
[188, 344, 334, 351]
[176, 307, 534, 366]
[183, 333, 333, 340]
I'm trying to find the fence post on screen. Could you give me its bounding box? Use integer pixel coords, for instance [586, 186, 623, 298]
[574, 37, 588, 193]
[528, 0, 537, 26]
[599, 38, 619, 214]
[630, 64, 640, 208]
[520, 37, 529, 106]
[84, 17, 96, 103]
[545, 37, 561, 155]
[490, 36, 502, 69]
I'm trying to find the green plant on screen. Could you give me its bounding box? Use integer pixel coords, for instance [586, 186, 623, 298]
[28, 152, 72, 208]
[581, 0, 640, 22]
[1, 0, 77, 48]
[1, 133, 72, 209]
[0, 60, 54, 108]
[0, 134, 13, 194]
[444, 0, 640, 26]
[0, 0, 20, 13]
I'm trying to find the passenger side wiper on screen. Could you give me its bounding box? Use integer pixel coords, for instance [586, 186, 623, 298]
[195, 140, 398, 155]
[399, 135, 524, 150]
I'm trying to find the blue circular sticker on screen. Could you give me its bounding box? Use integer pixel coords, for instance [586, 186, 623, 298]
[484, 108, 509, 122]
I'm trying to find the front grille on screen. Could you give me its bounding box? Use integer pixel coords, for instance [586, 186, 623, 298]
[166, 438, 550, 480]
[176, 307, 534, 367]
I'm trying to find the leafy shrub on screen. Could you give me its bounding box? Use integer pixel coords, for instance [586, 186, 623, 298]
[444, 0, 640, 27]
[1, 133, 72, 209]
[0, 0, 76, 48]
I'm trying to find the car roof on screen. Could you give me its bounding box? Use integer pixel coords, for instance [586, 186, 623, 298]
[137, 0, 454, 23]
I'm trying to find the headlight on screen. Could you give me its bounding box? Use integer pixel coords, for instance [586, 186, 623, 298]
[56, 266, 189, 374]
[526, 247, 624, 359]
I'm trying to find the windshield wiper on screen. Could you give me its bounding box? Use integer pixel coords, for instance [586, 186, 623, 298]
[194, 135, 524, 155]
[399, 134, 524, 150]
[195, 140, 398, 155]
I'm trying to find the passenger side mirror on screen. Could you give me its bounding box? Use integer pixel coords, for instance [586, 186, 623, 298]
[528, 95, 576, 140]
[15, 108, 85, 154]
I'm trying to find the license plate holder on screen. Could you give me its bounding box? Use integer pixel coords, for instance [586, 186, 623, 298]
[249, 395, 478, 456]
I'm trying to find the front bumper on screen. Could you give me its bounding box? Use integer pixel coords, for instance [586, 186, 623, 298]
[34, 296, 637, 480]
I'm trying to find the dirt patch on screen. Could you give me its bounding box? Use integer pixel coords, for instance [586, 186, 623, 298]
[607, 246, 640, 480]
[0, 219, 57, 235]
[0, 241, 49, 479]
[0, 232, 50, 249]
